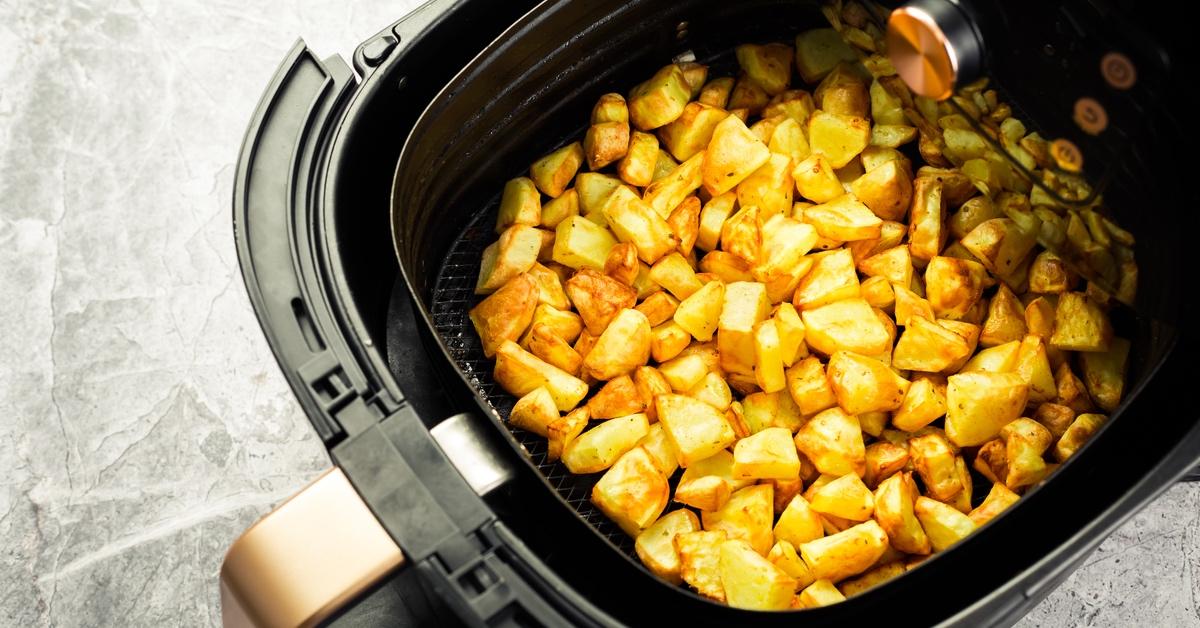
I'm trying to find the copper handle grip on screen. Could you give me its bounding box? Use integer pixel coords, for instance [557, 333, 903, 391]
[220, 468, 405, 628]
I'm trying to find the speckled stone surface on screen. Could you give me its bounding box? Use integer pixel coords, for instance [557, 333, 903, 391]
[0, 1, 1196, 626]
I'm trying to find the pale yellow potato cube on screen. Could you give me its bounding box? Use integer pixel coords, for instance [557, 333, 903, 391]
[768, 117, 811, 164]
[494, 340, 589, 411]
[629, 64, 691, 131]
[636, 509, 700, 584]
[1000, 418, 1052, 489]
[546, 407, 589, 461]
[703, 484, 775, 555]
[892, 316, 973, 373]
[476, 225, 544, 294]
[508, 387, 559, 438]
[496, 176, 541, 233]
[575, 172, 625, 224]
[1014, 334, 1057, 403]
[583, 308, 651, 381]
[773, 303, 808, 367]
[648, 252, 703, 300]
[540, 188, 579, 229]
[643, 151, 705, 218]
[793, 248, 860, 310]
[753, 319, 787, 393]
[1053, 413, 1106, 462]
[737, 153, 794, 218]
[591, 447, 669, 536]
[601, 186, 678, 264]
[925, 255, 989, 320]
[552, 216, 617, 272]
[659, 353, 709, 392]
[839, 562, 907, 598]
[961, 217, 1038, 279]
[530, 142, 584, 198]
[800, 298, 891, 357]
[827, 350, 910, 415]
[774, 494, 825, 548]
[652, 148, 679, 182]
[892, 376, 948, 432]
[859, 245, 913, 288]
[798, 579, 846, 608]
[689, 371, 733, 411]
[659, 102, 728, 162]
[869, 125, 917, 148]
[674, 279, 725, 342]
[909, 431, 963, 502]
[702, 115, 772, 196]
[736, 43, 794, 95]
[798, 520, 889, 582]
[733, 427, 800, 480]
[526, 263, 572, 310]
[675, 450, 752, 510]
[803, 194, 883, 242]
[768, 540, 815, 590]
[563, 412, 651, 474]
[914, 496, 977, 552]
[1050, 292, 1113, 352]
[697, 192, 736, 251]
[908, 176, 946, 262]
[650, 321, 690, 363]
[814, 63, 868, 118]
[740, 389, 804, 433]
[945, 371, 1029, 446]
[808, 110, 870, 168]
[1079, 337, 1129, 412]
[591, 92, 629, 124]
[794, 28, 858, 83]
[636, 422, 679, 476]
[794, 407, 865, 476]
[809, 473, 874, 521]
[718, 281, 772, 374]
[616, 130, 660, 187]
[676, 530, 728, 601]
[667, 195, 701, 255]
[720, 539, 797, 610]
[657, 394, 737, 467]
[784, 356, 836, 415]
[793, 153, 844, 203]
[701, 251, 754, 283]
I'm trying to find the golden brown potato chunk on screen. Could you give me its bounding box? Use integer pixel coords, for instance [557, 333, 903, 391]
[469, 273, 538, 357]
[530, 142, 584, 198]
[798, 520, 889, 582]
[703, 484, 776, 555]
[720, 539, 797, 610]
[702, 115, 772, 196]
[657, 394, 737, 467]
[629, 65, 692, 131]
[794, 407, 866, 477]
[1049, 292, 1113, 352]
[592, 447, 669, 536]
[808, 111, 870, 168]
[874, 472, 931, 554]
[676, 529, 728, 601]
[736, 43, 794, 96]
[565, 269, 637, 335]
[827, 350, 910, 415]
[635, 509, 700, 584]
[583, 308, 652, 380]
[944, 371, 1028, 447]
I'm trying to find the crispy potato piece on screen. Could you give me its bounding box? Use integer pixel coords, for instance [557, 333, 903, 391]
[660, 353, 709, 392]
[914, 497, 976, 552]
[949, 196, 1002, 240]
[768, 540, 815, 590]
[527, 263, 572, 310]
[768, 117, 811, 164]
[1056, 362, 1095, 414]
[1000, 418, 1052, 489]
[794, 407, 866, 476]
[717, 281, 771, 375]
[873, 472, 931, 554]
[869, 78, 905, 125]
[860, 246, 914, 289]
[699, 77, 735, 109]
[892, 283, 935, 327]
[652, 149, 679, 183]
[678, 62, 708, 98]
[657, 394, 737, 467]
[616, 131, 659, 187]
[1049, 292, 1113, 352]
[1033, 402, 1075, 443]
[851, 160, 913, 222]
[494, 340, 589, 411]
[733, 427, 800, 480]
[526, 324, 584, 375]
[469, 273, 538, 357]
[960, 339, 1019, 374]
[827, 350, 909, 414]
[565, 269, 636, 335]
[801, 298, 891, 357]
[729, 75, 770, 115]
[1014, 334, 1057, 403]
[741, 389, 805, 433]
[674, 279, 725, 342]
[552, 216, 617, 271]
[720, 539, 797, 610]
[721, 205, 763, 265]
[798, 520, 889, 582]
[635, 291, 679, 327]
[697, 193, 737, 251]
[633, 365, 673, 423]
[815, 63, 868, 118]
[1053, 413, 1105, 462]
[676, 450, 753, 507]
[840, 562, 906, 598]
[592, 92, 629, 125]
[736, 43, 794, 95]
[602, 186, 678, 264]
[945, 371, 1029, 446]
[753, 319, 787, 393]
[648, 252, 704, 301]
[531, 142, 584, 198]
[476, 225, 544, 294]
[968, 481, 1020, 526]
[668, 196, 702, 255]
[870, 125, 917, 148]
[909, 431, 963, 502]
[783, 356, 835, 415]
[793, 248, 859, 310]
[496, 177, 541, 233]
[575, 172, 625, 224]
[603, 242, 639, 286]
[509, 387, 559, 437]
[737, 154, 794, 218]
[702, 115, 772, 196]
[676, 530, 728, 601]
[794, 28, 858, 83]
[564, 412, 651, 474]
[636, 509, 700, 584]
[764, 89, 817, 124]
[980, 284, 1028, 347]
[584, 121, 630, 171]
[651, 321, 690, 363]
[892, 375, 948, 432]
[755, 215, 818, 282]
[703, 484, 775, 555]
[773, 303, 809, 367]
[774, 494, 826, 548]
[1079, 336, 1129, 412]
[809, 473, 874, 521]
[701, 250, 754, 283]
[961, 218, 1037, 279]
[793, 154, 844, 204]
[798, 579, 846, 608]
[892, 316, 972, 372]
[864, 440, 909, 489]
[540, 188, 579, 229]
[908, 177, 946, 262]
[644, 151, 705, 218]
[583, 308, 651, 380]
[803, 194, 883, 242]
[592, 447, 669, 536]
[689, 370, 733, 411]
[629, 64, 691, 131]
[808, 111, 870, 168]
[547, 407, 589, 461]
[587, 375, 646, 419]
[925, 256, 988, 320]
[1029, 251, 1076, 294]
[660, 102, 728, 162]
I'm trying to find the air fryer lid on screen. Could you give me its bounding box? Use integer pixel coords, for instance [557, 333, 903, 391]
[388, 0, 1195, 624]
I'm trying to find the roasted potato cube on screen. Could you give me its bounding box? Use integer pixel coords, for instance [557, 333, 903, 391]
[540, 188, 579, 229]
[583, 308, 652, 380]
[909, 432, 963, 502]
[728, 74, 770, 115]
[616, 130, 660, 187]
[674, 279, 725, 342]
[980, 284, 1028, 347]
[891, 316, 971, 372]
[637, 422, 680, 475]
[563, 412, 651, 474]
[508, 386, 559, 437]
[1053, 413, 1105, 462]
[968, 481, 1020, 526]
[945, 371, 1028, 446]
[633, 365, 673, 421]
[1014, 334, 1057, 403]
[601, 186, 678, 264]
[701, 251, 754, 283]
[697, 192, 736, 251]
[689, 371, 733, 411]
[1029, 251, 1076, 294]
[496, 177, 541, 233]
[526, 262, 572, 309]
[960, 338, 1019, 374]
[530, 142, 584, 198]
[587, 375, 646, 419]
[703, 484, 775, 555]
[754, 215, 818, 284]
[1032, 402, 1076, 443]
[869, 78, 905, 125]
[702, 115, 772, 196]
[840, 562, 906, 598]
[864, 441, 909, 488]
[547, 407, 589, 461]
[815, 63, 868, 118]
[1049, 292, 1113, 352]
[678, 62, 709, 98]
[798, 579, 847, 608]
[801, 298, 891, 357]
[764, 89, 817, 124]
[649, 252, 704, 300]
[699, 77, 735, 108]
[668, 195, 702, 255]
[469, 273, 538, 357]
[720, 539, 797, 610]
[861, 146, 912, 176]
[808, 111, 870, 168]
[494, 340, 589, 411]
[603, 242, 640, 286]
[961, 218, 1037, 279]
[914, 497, 976, 552]
[1000, 418, 1052, 489]
[794, 407, 866, 476]
[741, 389, 805, 433]
[793, 249, 860, 310]
[636, 509, 700, 584]
[892, 375, 948, 432]
[651, 321, 690, 363]
[676, 530, 728, 601]
[892, 283, 935, 327]
[652, 149, 680, 183]
[773, 303, 809, 367]
[1079, 336, 1129, 412]
[908, 177, 946, 262]
[803, 194, 883, 242]
[584, 121, 630, 171]
[870, 124, 917, 148]
[782, 356, 835, 415]
[860, 274, 895, 310]
[733, 427, 800, 480]
[644, 151, 705, 218]
[794, 28, 858, 83]
[828, 350, 910, 415]
[768, 117, 811, 164]
[676, 450, 752, 509]
[873, 472, 931, 554]
[592, 447, 669, 536]
[768, 540, 815, 590]
[718, 281, 772, 375]
[476, 225, 543, 294]
[749, 319, 786, 393]
[660, 353, 709, 392]
[798, 520, 889, 582]
[925, 256, 988, 320]
[737, 153, 794, 218]
[635, 291, 680, 327]
[591, 92, 629, 124]
[793, 154, 845, 204]
[949, 196, 1002, 240]
[575, 172, 625, 224]
[809, 473, 874, 521]
[629, 64, 691, 131]
[565, 269, 636, 334]
[657, 394, 737, 467]
[773, 494, 825, 548]
[850, 160, 913, 222]
[736, 43, 794, 96]
[552, 216, 617, 272]
[860, 245, 914, 290]
[526, 324, 584, 375]
[1056, 362, 1095, 414]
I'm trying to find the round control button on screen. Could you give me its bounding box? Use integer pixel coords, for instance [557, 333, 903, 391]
[1073, 97, 1108, 135]
[1101, 52, 1137, 90]
[1050, 139, 1084, 173]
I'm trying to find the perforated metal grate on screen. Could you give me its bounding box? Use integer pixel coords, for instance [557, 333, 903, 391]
[430, 212, 638, 558]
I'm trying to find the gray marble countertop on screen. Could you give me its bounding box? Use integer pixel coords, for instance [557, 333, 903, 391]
[1, 1, 1196, 626]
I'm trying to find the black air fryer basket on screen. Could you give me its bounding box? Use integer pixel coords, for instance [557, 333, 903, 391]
[231, 0, 1200, 625]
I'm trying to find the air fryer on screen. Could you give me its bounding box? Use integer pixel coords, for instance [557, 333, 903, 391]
[224, 0, 1200, 626]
